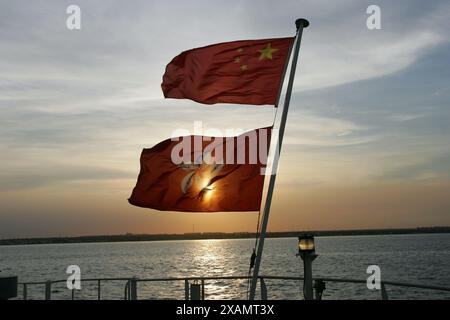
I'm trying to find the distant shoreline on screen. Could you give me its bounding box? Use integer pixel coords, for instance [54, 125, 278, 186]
[0, 226, 449, 246]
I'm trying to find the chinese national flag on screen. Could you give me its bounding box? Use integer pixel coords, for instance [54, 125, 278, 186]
[162, 37, 294, 105]
[128, 128, 271, 212]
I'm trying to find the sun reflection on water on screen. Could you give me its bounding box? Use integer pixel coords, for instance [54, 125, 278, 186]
[189, 239, 245, 299]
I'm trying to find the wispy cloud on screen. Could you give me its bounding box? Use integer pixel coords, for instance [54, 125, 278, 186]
[1, 0, 450, 236]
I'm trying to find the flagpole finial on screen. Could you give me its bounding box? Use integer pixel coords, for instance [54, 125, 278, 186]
[295, 18, 310, 30]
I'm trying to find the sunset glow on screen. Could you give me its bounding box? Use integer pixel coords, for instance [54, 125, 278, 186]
[1, 0, 450, 238]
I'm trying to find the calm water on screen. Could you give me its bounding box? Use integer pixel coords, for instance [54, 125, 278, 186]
[0, 234, 449, 300]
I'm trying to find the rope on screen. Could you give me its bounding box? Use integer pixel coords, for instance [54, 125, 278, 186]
[245, 104, 278, 299]
[272, 103, 280, 127]
[246, 207, 262, 299]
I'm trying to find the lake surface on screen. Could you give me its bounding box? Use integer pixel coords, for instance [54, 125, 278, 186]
[1, 234, 449, 300]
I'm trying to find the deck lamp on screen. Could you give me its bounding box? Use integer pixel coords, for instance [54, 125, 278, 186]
[297, 234, 317, 300]
[298, 234, 315, 255]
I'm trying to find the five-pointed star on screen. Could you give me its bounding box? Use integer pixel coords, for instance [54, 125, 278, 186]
[258, 43, 278, 61]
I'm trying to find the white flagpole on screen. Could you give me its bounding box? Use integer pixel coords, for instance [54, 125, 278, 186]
[249, 18, 309, 300]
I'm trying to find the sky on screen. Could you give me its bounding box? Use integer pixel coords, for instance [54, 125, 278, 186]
[1, 0, 450, 238]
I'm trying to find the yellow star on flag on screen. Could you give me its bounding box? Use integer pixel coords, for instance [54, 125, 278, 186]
[258, 43, 278, 61]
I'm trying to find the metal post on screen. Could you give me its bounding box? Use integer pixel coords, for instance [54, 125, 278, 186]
[184, 279, 189, 300]
[314, 279, 326, 300]
[45, 281, 52, 300]
[249, 18, 309, 300]
[130, 277, 137, 300]
[301, 253, 317, 300]
[381, 283, 389, 300]
[314, 281, 320, 300]
[124, 280, 130, 300]
[201, 279, 205, 300]
[260, 278, 268, 300]
[97, 280, 101, 300]
[22, 284, 27, 300]
[190, 280, 201, 300]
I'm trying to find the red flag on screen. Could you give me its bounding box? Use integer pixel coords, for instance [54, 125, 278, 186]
[129, 128, 271, 212]
[162, 37, 294, 105]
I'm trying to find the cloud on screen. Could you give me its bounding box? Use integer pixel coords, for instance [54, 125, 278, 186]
[1, 0, 450, 236]
[0, 166, 133, 191]
[377, 153, 450, 182]
[388, 114, 427, 122]
[284, 111, 377, 147]
[1, 0, 449, 113]
[297, 31, 444, 91]
[293, 0, 450, 91]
